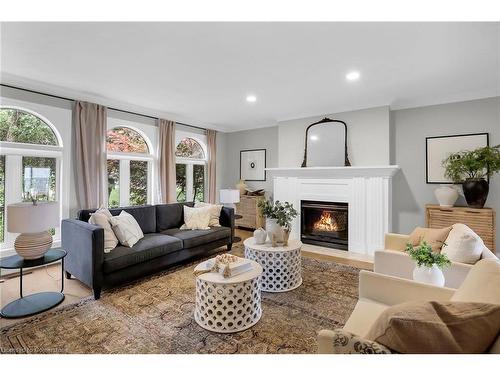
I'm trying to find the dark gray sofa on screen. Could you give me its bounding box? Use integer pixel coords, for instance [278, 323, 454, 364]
[61, 202, 234, 299]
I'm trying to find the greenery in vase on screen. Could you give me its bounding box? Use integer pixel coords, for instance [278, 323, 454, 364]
[405, 241, 451, 269]
[258, 199, 298, 231]
[442, 145, 500, 183]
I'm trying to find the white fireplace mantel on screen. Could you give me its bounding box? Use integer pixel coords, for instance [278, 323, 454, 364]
[265, 165, 400, 256]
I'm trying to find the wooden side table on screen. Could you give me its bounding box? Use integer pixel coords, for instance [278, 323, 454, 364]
[0, 248, 67, 319]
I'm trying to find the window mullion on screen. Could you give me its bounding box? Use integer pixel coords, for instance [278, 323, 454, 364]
[120, 159, 130, 206]
[186, 164, 194, 202]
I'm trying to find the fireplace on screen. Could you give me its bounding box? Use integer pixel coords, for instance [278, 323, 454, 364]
[300, 200, 348, 250]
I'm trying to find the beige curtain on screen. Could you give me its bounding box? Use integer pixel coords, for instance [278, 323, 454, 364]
[207, 129, 217, 204]
[158, 119, 176, 203]
[73, 101, 107, 209]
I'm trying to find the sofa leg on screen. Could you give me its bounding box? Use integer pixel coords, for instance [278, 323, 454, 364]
[227, 243, 233, 251]
[93, 287, 102, 300]
[64, 271, 72, 279]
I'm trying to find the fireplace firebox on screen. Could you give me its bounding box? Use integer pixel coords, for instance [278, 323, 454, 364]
[301, 200, 348, 250]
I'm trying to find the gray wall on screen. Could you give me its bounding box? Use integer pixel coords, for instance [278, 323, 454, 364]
[222, 126, 279, 195]
[392, 97, 500, 252]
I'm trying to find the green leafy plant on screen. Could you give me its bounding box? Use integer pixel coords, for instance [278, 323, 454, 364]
[442, 145, 500, 183]
[258, 199, 298, 231]
[405, 241, 451, 269]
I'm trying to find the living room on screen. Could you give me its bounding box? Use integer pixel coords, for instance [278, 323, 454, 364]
[1, 1, 500, 371]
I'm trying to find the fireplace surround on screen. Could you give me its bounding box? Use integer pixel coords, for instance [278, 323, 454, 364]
[301, 200, 348, 249]
[266, 166, 399, 255]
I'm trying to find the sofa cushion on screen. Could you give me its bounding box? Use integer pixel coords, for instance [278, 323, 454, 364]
[442, 223, 485, 264]
[451, 259, 500, 304]
[103, 233, 182, 274]
[343, 299, 389, 338]
[156, 202, 194, 232]
[161, 227, 231, 249]
[79, 205, 157, 234]
[409, 226, 451, 253]
[366, 301, 500, 353]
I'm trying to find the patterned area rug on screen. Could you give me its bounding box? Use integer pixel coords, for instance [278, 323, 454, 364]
[0, 244, 360, 354]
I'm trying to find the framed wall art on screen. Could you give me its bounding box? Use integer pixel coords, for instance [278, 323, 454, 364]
[240, 149, 266, 181]
[426, 132, 489, 184]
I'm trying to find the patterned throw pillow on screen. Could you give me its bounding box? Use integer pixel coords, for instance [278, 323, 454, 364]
[194, 202, 223, 227]
[109, 211, 144, 247]
[88, 207, 118, 253]
[181, 205, 211, 230]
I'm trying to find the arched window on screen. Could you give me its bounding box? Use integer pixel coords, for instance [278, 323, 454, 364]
[0, 107, 63, 248]
[106, 126, 153, 208]
[175, 135, 207, 203]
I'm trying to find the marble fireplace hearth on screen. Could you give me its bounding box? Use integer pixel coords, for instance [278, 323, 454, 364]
[266, 166, 400, 256]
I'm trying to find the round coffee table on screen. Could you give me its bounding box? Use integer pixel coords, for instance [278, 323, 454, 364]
[244, 238, 302, 292]
[194, 259, 263, 333]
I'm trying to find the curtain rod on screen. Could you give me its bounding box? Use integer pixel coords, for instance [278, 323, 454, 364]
[0, 83, 207, 132]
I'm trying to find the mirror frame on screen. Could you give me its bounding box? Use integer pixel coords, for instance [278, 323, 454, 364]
[301, 117, 351, 167]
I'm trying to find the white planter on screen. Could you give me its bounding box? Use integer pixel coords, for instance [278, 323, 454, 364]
[412, 264, 445, 286]
[265, 218, 284, 243]
[434, 185, 459, 207]
[253, 227, 267, 244]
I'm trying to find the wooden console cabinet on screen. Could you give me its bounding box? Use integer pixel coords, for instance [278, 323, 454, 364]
[425, 204, 496, 251]
[235, 195, 265, 230]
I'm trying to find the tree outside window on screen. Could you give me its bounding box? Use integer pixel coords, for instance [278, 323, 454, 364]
[0, 107, 62, 247]
[106, 126, 152, 208]
[175, 137, 206, 203]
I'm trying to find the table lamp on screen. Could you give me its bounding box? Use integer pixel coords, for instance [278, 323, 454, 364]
[7, 201, 60, 259]
[219, 189, 240, 209]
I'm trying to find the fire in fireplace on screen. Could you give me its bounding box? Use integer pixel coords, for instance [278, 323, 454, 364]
[301, 200, 348, 250]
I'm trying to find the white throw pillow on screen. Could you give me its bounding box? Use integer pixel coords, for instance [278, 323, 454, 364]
[89, 209, 119, 253]
[181, 205, 211, 230]
[109, 211, 144, 247]
[194, 202, 223, 227]
[442, 223, 484, 264]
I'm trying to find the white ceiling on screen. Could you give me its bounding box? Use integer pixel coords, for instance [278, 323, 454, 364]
[1, 22, 499, 132]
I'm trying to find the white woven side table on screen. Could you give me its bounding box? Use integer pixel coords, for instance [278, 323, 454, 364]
[193, 259, 263, 333]
[244, 238, 302, 292]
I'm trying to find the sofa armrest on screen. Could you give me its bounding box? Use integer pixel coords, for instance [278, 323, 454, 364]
[359, 270, 456, 306]
[317, 329, 391, 354]
[61, 219, 104, 290]
[384, 233, 410, 251]
[219, 206, 235, 243]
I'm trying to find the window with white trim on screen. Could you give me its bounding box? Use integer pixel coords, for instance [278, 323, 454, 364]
[175, 135, 207, 202]
[0, 107, 63, 249]
[106, 126, 153, 208]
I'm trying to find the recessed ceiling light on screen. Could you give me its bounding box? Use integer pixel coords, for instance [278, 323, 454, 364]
[246, 95, 257, 103]
[346, 71, 361, 81]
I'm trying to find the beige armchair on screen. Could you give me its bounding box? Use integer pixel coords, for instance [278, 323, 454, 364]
[318, 259, 500, 354]
[374, 232, 498, 289]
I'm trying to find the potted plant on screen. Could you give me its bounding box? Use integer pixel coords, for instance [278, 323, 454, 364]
[405, 240, 451, 286]
[258, 199, 298, 246]
[442, 145, 500, 208]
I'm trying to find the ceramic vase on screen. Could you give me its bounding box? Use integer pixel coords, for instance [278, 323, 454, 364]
[434, 185, 459, 207]
[266, 218, 284, 245]
[412, 264, 445, 287]
[462, 179, 489, 209]
[253, 227, 267, 244]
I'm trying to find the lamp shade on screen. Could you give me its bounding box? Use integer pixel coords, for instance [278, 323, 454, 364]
[219, 189, 240, 204]
[7, 202, 60, 233]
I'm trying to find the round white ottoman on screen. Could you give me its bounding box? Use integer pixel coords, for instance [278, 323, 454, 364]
[244, 238, 302, 292]
[194, 259, 263, 333]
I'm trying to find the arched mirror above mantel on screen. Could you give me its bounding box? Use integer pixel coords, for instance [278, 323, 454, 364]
[301, 118, 351, 167]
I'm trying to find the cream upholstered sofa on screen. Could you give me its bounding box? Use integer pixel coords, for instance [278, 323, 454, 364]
[374, 229, 498, 289]
[317, 259, 500, 354]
